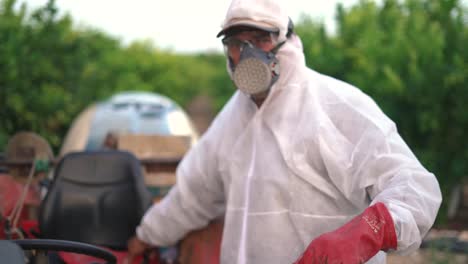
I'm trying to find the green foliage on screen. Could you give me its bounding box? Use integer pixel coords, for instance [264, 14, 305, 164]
[297, 0, 468, 224]
[0, 0, 230, 152]
[0, 0, 466, 224]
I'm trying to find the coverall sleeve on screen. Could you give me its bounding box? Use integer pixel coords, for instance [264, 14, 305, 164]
[135, 133, 225, 247]
[321, 81, 442, 254]
[362, 126, 442, 255]
[321, 84, 442, 255]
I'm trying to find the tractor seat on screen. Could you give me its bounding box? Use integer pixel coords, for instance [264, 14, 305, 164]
[39, 150, 152, 250]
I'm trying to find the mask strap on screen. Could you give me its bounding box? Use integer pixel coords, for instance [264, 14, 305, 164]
[228, 56, 235, 72]
[270, 40, 286, 54]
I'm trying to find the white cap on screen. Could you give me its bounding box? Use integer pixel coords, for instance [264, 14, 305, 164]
[217, 0, 290, 42]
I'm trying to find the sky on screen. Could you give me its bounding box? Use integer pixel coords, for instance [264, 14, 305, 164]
[19, 0, 365, 53]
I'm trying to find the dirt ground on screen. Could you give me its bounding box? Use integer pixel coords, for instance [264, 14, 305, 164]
[387, 229, 468, 264]
[387, 250, 467, 264]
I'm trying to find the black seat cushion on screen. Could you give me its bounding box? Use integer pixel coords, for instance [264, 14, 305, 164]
[39, 151, 152, 250]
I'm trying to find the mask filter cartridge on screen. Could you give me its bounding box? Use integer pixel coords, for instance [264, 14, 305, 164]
[232, 43, 280, 95]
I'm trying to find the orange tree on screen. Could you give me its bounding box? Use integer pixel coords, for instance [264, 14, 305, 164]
[0, 0, 228, 151]
[297, 0, 468, 223]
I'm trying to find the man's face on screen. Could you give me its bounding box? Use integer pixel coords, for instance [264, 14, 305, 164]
[222, 29, 277, 66]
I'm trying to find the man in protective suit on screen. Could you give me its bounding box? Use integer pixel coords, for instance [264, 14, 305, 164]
[127, 0, 442, 263]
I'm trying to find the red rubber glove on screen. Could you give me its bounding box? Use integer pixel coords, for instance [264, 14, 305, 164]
[294, 202, 397, 264]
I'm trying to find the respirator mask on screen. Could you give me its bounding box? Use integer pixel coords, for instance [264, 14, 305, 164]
[223, 33, 285, 95]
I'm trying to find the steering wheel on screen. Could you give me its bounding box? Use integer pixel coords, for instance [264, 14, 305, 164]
[12, 239, 116, 264]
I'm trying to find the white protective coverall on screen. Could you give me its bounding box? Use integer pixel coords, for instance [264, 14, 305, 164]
[136, 1, 442, 263]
